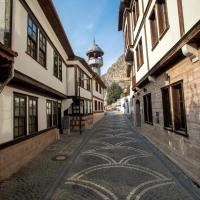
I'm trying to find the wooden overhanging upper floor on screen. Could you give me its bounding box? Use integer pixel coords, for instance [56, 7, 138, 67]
[19, 0, 74, 60]
[68, 56, 107, 90]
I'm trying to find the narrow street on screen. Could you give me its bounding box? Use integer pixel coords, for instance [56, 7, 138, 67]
[1, 112, 199, 200]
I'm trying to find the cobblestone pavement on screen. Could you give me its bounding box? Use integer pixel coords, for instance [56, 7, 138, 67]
[51, 112, 200, 200]
[0, 112, 200, 200]
[0, 132, 85, 200]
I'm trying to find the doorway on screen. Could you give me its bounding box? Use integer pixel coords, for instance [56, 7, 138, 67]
[136, 100, 141, 127]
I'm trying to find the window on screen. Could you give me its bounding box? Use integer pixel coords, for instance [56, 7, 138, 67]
[29, 97, 38, 134]
[54, 50, 62, 81]
[143, 94, 153, 124]
[46, 101, 52, 128]
[149, 8, 158, 48]
[161, 87, 172, 129]
[0, 0, 12, 47]
[85, 101, 88, 114]
[95, 100, 98, 111]
[96, 81, 98, 92]
[39, 32, 46, 67]
[132, 0, 140, 27]
[14, 94, 26, 138]
[27, 16, 37, 59]
[101, 102, 103, 111]
[81, 71, 84, 87]
[98, 101, 100, 111]
[172, 82, 187, 134]
[53, 101, 58, 126]
[136, 39, 144, 70]
[87, 78, 91, 90]
[100, 86, 102, 94]
[156, 0, 169, 36]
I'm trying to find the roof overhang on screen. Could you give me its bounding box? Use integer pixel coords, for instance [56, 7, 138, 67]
[37, 0, 74, 59]
[118, 0, 131, 31]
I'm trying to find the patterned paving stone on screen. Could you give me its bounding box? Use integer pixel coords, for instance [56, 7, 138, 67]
[0, 112, 200, 200]
[52, 112, 199, 200]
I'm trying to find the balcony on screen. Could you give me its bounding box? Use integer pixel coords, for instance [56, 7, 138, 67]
[88, 57, 103, 67]
[0, 0, 12, 47]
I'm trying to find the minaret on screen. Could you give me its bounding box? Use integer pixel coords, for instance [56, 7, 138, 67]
[86, 39, 104, 76]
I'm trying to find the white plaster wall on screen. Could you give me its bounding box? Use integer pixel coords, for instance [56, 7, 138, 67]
[182, 0, 200, 33]
[134, 28, 149, 82]
[143, 0, 149, 11]
[133, 0, 144, 39]
[12, 0, 67, 95]
[92, 79, 104, 100]
[80, 88, 92, 100]
[67, 67, 75, 96]
[0, 86, 58, 144]
[145, 0, 180, 70]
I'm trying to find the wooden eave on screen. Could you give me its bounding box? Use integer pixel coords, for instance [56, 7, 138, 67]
[37, 0, 74, 59]
[10, 70, 67, 99]
[136, 20, 200, 88]
[0, 42, 18, 62]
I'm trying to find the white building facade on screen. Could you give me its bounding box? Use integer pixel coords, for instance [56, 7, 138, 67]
[0, 0, 106, 181]
[119, 0, 200, 184]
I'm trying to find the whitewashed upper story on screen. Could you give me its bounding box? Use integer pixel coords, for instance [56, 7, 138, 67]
[119, 0, 200, 86]
[4, 0, 75, 97]
[67, 57, 106, 101]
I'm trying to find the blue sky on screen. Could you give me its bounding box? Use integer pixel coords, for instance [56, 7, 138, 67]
[54, 0, 123, 75]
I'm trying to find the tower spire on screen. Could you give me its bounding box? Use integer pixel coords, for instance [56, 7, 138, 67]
[86, 39, 104, 76]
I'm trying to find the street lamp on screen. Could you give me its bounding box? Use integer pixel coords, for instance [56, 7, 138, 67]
[78, 77, 89, 135]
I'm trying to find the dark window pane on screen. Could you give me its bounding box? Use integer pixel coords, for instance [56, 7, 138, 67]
[172, 82, 187, 134]
[14, 95, 26, 138]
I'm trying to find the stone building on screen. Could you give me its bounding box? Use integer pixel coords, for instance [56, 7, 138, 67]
[0, 0, 105, 181]
[118, 0, 200, 184]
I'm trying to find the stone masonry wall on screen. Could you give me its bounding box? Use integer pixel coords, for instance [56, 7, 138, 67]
[133, 54, 200, 184]
[0, 128, 58, 181]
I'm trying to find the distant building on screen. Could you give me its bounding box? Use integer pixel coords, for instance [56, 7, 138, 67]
[119, 0, 200, 184]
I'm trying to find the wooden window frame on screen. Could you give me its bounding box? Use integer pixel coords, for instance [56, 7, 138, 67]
[136, 38, 144, 71]
[96, 81, 98, 92]
[39, 31, 47, 67]
[46, 100, 53, 128]
[14, 94, 27, 139]
[161, 86, 172, 130]
[143, 93, 153, 125]
[95, 100, 98, 111]
[171, 81, 187, 136]
[156, 0, 169, 39]
[27, 16, 38, 59]
[53, 50, 62, 81]
[132, 0, 140, 28]
[149, 7, 159, 49]
[53, 101, 58, 127]
[28, 97, 38, 134]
